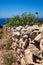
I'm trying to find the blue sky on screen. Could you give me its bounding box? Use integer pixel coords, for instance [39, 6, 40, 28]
[0, 0, 43, 18]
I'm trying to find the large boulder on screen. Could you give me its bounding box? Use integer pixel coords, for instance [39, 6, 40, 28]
[29, 43, 41, 58]
[34, 33, 42, 43]
[29, 43, 39, 55]
[30, 31, 39, 40]
[24, 49, 33, 64]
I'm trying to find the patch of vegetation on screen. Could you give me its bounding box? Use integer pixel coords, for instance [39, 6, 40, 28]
[4, 52, 17, 65]
[6, 12, 43, 27]
[0, 29, 3, 39]
[6, 38, 13, 50]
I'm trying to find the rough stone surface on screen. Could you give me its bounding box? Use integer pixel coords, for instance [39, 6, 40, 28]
[40, 39, 43, 51]
[34, 33, 42, 42]
[0, 25, 43, 65]
[24, 49, 33, 64]
[21, 57, 26, 65]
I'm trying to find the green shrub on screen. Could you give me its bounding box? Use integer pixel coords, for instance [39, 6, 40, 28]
[6, 12, 43, 27]
[6, 38, 13, 50]
[4, 53, 17, 65]
[6, 61, 12, 65]
[0, 30, 3, 39]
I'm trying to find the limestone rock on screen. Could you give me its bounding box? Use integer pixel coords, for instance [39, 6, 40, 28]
[0, 51, 4, 65]
[11, 42, 17, 49]
[19, 38, 23, 48]
[21, 57, 26, 65]
[32, 25, 39, 30]
[12, 62, 18, 65]
[24, 49, 33, 64]
[26, 26, 32, 34]
[12, 31, 20, 37]
[39, 26, 43, 34]
[34, 33, 42, 42]
[16, 26, 22, 31]
[17, 48, 21, 55]
[22, 35, 28, 39]
[40, 39, 43, 51]
[25, 25, 29, 28]
[30, 31, 38, 40]
[12, 37, 18, 42]
[22, 39, 29, 48]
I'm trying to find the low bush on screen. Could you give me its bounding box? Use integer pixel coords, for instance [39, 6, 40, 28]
[0, 29, 3, 39]
[6, 38, 13, 50]
[4, 52, 17, 65]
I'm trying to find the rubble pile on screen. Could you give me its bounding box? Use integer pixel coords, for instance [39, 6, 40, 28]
[0, 25, 43, 65]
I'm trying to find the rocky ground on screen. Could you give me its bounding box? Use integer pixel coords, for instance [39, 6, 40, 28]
[0, 25, 43, 65]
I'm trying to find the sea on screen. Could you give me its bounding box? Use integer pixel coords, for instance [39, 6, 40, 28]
[0, 18, 6, 25]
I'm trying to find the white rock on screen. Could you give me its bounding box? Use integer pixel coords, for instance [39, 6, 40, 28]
[21, 27, 26, 31]
[39, 26, 43, 34]
[21, 57, 26, 65]
[27, 26, 32, 33]
[34, 33, 42, 42]
[21, 28, 27, 35]
[19, 38, 23, 43]
[12, 37, 18, 42]
[11, 27, 14, 32]
[40, 39, 43, 51]
[16, 26, 22, 31]
[32, 25, 39, 30]
[25, 49, 33, 64]
[11, 42, 17, 49]
[19, 38, 23, 48]
[25, 25, 29, 28]
[22, 35, 28, 39]
[12, 31, 20, 37]
[17, 49, 21, 55]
